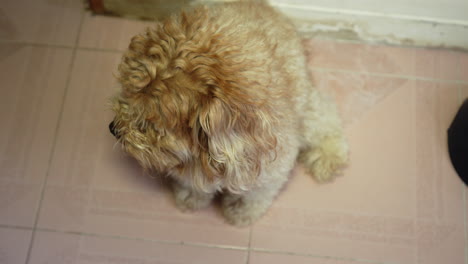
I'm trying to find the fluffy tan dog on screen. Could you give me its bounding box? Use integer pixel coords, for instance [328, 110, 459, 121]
[109, 1, 348, 226]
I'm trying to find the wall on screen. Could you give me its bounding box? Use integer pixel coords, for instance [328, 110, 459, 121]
[270, 0, 468, 23]
[269, 0, 468, 50]
[197, 0, 468, 50]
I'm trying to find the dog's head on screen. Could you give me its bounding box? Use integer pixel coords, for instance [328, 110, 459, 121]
[109, 14, 277, 192]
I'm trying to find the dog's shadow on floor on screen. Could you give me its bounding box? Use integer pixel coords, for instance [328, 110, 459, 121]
[114, 153, 226, 219]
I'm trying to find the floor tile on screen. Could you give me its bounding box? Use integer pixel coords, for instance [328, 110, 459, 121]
[37, 50, 250, 247]
[0, 44, 73, 226]
[304, 39, 364, 72]
[250, 252, 363, 264]
[461, 85, 468, 100]
[78, 12, 153, 51]
[310, 70, 404, 129]
[251, 79, 465, 264]
[413, 48, 460, 81]
[1, 0, 82, 46]
[459, 54, 468, 83]
[304, 39, 415, 75]
[0, 227, 32, 264]
[29, 231, 247, 264]
[360, 45, 415, 75]
[305, 39, 467, 82]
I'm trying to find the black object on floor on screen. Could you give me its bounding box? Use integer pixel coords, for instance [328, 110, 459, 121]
[448, 98, 468, 185]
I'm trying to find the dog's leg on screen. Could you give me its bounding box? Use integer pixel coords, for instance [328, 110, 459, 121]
[222, 190, 276, 226]
[172, 180, 215, 211]
[220, 115, 300, 226]
[222, 180, 283, 226]
[298, 87, 348, 182]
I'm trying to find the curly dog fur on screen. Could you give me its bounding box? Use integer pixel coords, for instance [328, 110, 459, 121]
[109, 1, 348, 226]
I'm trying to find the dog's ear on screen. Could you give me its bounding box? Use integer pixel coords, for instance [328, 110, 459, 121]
[197, 98, 277, 192]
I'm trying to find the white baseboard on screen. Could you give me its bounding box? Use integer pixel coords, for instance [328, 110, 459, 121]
[195, 0, 468, 51]
[274, 2, 468, 51]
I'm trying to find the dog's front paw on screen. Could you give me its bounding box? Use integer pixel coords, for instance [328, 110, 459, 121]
[222, 194, 270, 227]
[172, 183, 214, 211]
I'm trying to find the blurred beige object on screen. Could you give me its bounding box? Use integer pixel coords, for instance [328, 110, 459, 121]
[87, 0, 192, 20]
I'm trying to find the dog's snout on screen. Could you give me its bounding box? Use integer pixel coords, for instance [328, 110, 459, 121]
[109, 121, 119, 138]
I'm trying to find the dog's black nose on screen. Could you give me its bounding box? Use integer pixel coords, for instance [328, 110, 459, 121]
[109, 121, 119, 138]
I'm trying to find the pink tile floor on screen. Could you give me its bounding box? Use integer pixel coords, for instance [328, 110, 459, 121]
[1, 1, 467, 263]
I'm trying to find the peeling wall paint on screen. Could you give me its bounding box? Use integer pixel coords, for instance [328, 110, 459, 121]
[278, 6, 468, 51]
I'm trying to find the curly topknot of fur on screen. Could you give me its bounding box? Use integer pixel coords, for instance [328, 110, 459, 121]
[111, 2, 284, 193]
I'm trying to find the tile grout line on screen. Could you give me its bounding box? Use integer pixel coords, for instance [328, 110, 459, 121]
[34, 227, 249, 251]
[3, 223, 251, 252]
[463, 85, 468, 264]
[0, 39, 124, 53]
[245, 227, 252, 264]
[465, 187, 467, 264]
[457, 86, 467, 264]
[77, 46, 124, 53]
[306, 36, 468, 53]
[411, 81, 418, 264]
[459, 86, 462, 103]
[0, 39, 74, 49]
[23, 11, 87, 264]
[310, 66, 468, 85]
[0, 224, 33, 231]
[8, 222, 398, 264]
[31, 227, 394, 264]
[250, 247, 397, 264]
